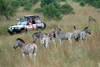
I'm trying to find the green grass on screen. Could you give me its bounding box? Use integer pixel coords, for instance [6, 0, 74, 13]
[0, 1, 100, 67]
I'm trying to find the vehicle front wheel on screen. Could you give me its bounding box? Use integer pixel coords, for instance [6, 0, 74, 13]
[9, 32, 14, 35]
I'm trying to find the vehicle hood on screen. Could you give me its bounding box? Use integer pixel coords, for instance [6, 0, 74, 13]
[9, 25, 24, 28]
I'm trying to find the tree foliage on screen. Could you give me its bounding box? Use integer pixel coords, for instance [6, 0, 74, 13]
[72, 0, 100, 8]
[30, 0, 39, 4]
[0, 0, 18, 20]
[34, 8, 43, 13]
[79, 1, 86, 6]
[60, 3, 74, 14]
[40, 0, 56, 7]
[23, 3, 32, 11]
[43, 2, 62, 19]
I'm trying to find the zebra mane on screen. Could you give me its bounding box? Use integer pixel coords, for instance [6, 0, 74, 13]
[84, 27, 89, 30]
[16, 38, 25, 43]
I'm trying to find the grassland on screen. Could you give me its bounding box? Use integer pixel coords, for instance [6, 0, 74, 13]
[0, 1, 100, 67]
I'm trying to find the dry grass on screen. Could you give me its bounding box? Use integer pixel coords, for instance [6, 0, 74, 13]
[0, 1, 100, 67]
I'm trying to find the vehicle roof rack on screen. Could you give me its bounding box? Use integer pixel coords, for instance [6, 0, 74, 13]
[24, 15, 39, 18]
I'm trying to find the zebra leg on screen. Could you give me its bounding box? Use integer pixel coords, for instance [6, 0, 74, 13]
[40, 39, 43, 45]
[52, 39, 56, 45]
[68, 38, 72, 45]
[59, 39, 62, 46]
[29, 53, 32, 59]
[34, 52, 36, 60]
[22, 53, 25, 58]
[80, 34, 83, 44]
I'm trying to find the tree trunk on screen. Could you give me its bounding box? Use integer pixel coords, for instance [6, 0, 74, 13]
[5, 15, 10, 20]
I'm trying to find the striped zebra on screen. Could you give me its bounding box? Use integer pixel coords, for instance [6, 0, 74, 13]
[13, 38, 37, 60]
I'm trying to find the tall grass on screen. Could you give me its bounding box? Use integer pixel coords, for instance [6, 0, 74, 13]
[0, 1, 100, 67]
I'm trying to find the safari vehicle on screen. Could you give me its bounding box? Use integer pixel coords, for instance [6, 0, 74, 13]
[7, 15, 46, 35]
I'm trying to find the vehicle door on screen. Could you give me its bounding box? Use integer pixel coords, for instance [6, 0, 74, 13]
[26, 22, 33, 31]
[32, 19, 37, 30]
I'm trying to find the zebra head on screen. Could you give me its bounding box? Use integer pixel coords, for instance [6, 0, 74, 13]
[84, 27, 91, 34]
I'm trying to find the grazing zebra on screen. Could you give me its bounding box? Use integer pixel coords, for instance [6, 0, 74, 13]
[42, 34, 50, 48]
[32, 31, 56, 45]
[13, 38, 37, 60]
[80, 27, 91, 44]
[54, 28, 73, 46]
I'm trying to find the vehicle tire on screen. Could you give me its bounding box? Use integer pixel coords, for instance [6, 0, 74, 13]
[9, 32, 14, 35]
[36, 28, 42, 31]
[21, 29, 26, 34]
[43, 22, 46, 28]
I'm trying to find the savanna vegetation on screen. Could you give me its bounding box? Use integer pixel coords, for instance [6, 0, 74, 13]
[0, 0, 100, 67]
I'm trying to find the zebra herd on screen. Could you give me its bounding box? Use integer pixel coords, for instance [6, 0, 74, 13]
[13, 26, 91, 60]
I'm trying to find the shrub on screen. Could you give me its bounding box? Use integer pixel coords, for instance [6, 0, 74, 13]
[79, 1, 86, 6]
[60, 3, 74, 14]
[43, 2, 62, 19]
[72, 0, 81, 2]
[92, 1, 97, 7]
[59, 0, 66, 2]
[40, 0, 55, 7]
[96, 1, 100, 8]
[34, 8, 43, 13]
[23, 3, 32, 11]
[10, 0, 20, 8]
[30, 0, 39, 4]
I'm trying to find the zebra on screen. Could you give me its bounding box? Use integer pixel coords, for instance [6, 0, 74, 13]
[32, 31, 56, 45]
[54, 28, 73, 46]
[13, 38, 37, 60]
[80, 27, 91, 44]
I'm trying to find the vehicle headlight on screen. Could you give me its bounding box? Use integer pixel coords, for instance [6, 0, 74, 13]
[9, 27, 14, 30]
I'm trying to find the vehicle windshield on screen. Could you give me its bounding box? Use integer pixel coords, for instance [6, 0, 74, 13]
[17, 21, 27, 25]
[36, 20, 42, 24]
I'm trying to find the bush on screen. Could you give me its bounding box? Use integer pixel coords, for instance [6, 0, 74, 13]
[34, 8, 43, 13]
[30, 0, 39, 4]
[60, 3, 74, 14]
[59, 0, 66, 2]
[10, 0, 20, 8]
[40, 0, 55, 7]
[92, 1, 97, 7]
[96, 1, 100, 8]
[43, 2, 62, 19]
[79, 1, 86, 6]
[72, 0, 81, 2]
[23, 3, 32, 11]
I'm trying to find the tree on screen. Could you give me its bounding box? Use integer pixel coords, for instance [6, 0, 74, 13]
[60, 3, 74, 14]
[0, 0, 18, 20]
[43, 2, 62, 19]
[40, 0, 55, 7]
[79, 1, 86, 6]
[23, 3, 32, 11]
[30, 0, 39, 4]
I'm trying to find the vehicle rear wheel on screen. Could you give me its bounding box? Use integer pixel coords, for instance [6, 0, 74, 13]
[43, 22, 46, 28]
[36, 28, 42, 31]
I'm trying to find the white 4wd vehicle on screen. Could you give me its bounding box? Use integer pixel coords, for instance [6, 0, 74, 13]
[7, 15, 46, 35]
